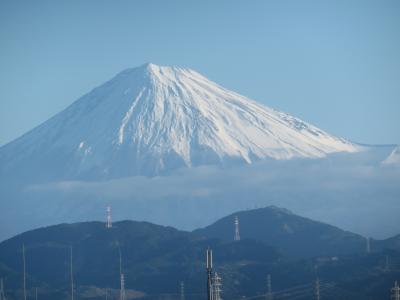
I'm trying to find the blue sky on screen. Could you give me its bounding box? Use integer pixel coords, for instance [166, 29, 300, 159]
[0, 0, 399, 146]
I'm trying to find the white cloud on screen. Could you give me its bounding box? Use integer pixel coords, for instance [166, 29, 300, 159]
[16, 151, 400, 241]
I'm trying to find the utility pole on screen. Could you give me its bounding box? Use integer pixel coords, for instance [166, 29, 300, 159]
[180, 281, 185, 300]
[392, 281, 400, 300]
[266, 274, 272, 300]
[70, 246, 74, 300]
[22, 244, 27, 300]
[315, 278, 320, 300]
[234, 216, 240, 241]
[206, 248, 214, 300]
[35, 287, 38, 300]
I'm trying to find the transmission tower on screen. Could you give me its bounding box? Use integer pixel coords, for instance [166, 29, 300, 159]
[120, 274, 126, 300]
[266, 274, 272, 300]
[206, 248, 213, 300]
[70, 246, 74, 300]
[213, 272, 222, 300]
[22, 244, 27, 300]
[0, 278, 6, 300]
[106, 206, 112, 228]
[392, 281, 400, 300]
[315, 278, 320, 300]
[234, 216, 240, 241]
[385, 255, 390, 272]
[366, 237, 371, 253]
[119, 249, 126, 300]
[180, 281, 185, 300]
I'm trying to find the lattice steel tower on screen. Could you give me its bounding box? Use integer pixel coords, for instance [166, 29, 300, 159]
[213, 272, 222, 300]
[22, 244, 27, 300]
[119, 249, 126, 300]
[70, 246, 74, 300]
[315, 278, 320, 300]
[266, 274, 272, 300]
[234, 216, 240, 241]
[0, 278, 6, 300]
[180, 281, 185, 300]
[366, 237, 371, 253]
[106, 206, 112, 228]
[392, 281, 400, 300]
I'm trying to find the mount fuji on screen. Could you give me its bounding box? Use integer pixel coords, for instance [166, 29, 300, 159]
[0, 63, 358, 182]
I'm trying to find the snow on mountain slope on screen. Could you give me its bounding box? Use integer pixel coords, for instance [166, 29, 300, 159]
[382, 145, 400, 165]
[0, 63, 359, 181]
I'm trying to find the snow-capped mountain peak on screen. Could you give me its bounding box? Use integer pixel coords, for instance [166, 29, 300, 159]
[0, 63, 359, 181]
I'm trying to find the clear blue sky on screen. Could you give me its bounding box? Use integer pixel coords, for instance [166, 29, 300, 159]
[0, 0, 399, 146]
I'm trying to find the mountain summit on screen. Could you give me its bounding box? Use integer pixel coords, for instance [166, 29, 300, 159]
[0, 63, 358, 181]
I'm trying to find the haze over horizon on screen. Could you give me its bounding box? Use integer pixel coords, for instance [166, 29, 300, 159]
[1, 0, 400, 147]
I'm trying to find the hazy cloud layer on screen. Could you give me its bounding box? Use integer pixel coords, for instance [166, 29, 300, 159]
[13, 149, 399, 241]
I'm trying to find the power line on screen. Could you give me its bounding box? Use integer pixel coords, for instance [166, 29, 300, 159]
[272, 288, 314, 300]
[317, 281, 358, 300]
[253, 288, 314, 300]
[243, 280, 339, 300]
[244, 283, 315, 300]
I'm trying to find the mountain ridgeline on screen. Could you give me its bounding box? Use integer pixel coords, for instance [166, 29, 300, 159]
[0, 206, 399, 300]
[0, 63, 358, 182]
[194, 206, 367, 258]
